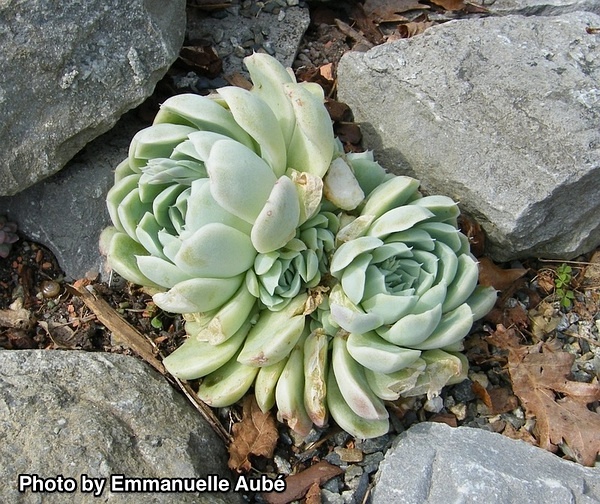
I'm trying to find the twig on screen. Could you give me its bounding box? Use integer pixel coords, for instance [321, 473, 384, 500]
[562, 330, 600, 347]
[68, 284, 164, 373]
[172, 377, 232, 444]
[68, 284, 231, 444]
[538, 258, 596, 266]
[334, 19, 374, 50]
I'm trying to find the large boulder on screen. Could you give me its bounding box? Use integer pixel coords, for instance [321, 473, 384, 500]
[0, 350, 242, 504]
[187, 2, 310, 77]
[482, 0, 600, 16]
[371, 422, 600, 504]
[337, 12, 600, 261]
[0, 0, 186, 196]
[0, 112, 147, 280]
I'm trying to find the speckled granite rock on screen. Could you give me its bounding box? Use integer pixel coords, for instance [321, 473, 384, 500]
[0, 350, 242, 504]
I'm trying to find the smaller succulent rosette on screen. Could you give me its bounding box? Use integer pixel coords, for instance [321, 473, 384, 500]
[328, 175, 496, 351]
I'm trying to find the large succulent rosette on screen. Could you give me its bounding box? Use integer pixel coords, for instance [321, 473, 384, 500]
[103, 53, 497, 439]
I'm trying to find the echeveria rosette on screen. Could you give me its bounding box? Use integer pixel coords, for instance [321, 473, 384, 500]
[102, 52, 498, 441]
[324, 174, 497, 419]
[102, 53, 336, 325]
[245, 210, 339, 311]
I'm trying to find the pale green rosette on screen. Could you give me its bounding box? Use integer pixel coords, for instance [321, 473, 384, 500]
[328, 175, 497, 350]
[103, 53, 336, 319]
[103, 53, 498, 441]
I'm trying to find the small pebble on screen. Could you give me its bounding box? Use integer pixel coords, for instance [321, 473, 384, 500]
[355, 435, 392, 454]
[470, 371, 489, 389]
[322, 476, 343, 493]
[333, 431, 351, 446]
[353, 472, 370, 503]
[360, 452, 384, 475]
[334, 447, 363, 463]
[449, 402, 467, 421]
[344, 464, 363, 484]
[501, 412, 525, 430]
[452, 379, 476, 402]
[321, 488, 344, 504]
[424, 396, 444, 413]
[273, 454, 292, 475]
[342, 489, 357, 504]
[324, 451, 344, 467]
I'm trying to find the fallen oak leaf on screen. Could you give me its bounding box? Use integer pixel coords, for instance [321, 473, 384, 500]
[363, 0, 430, 22]
[392, 18, 435, 39]
[429, 0, 466, 10]
[472, 381, 519, 415]
[305, 482, 322, 504]
[508, 342, 600, 466]
[485, 304, 529, 329]
[478, 257, 528, 291]
[262, 461, 343, 504]
[458, 214, 485, 257]
[228, 395, 278, 473]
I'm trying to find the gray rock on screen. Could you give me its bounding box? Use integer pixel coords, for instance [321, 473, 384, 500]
[0, 350, 242, 504]
[187, 2, 310, 76]
[371, 422, 600, 504]
[337, 12, 600, 261]
[0, 0, 185, 196]
[483, 0, 600, 16]
[0, 113, 148, 280]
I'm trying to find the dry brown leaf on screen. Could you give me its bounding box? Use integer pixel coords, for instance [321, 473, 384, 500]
[334, 122, 362, 145]
[501, 422, 537, 445]
[178, 44, 222, 78]
[484, 304, 528, 329]
[429, 0, 466, 10]
[325, 99, 352, 122]
[472, 381, 519, 415]
[429, 412, 458, 427]
[478, 257, 528, 291]
[458, 214, 486, 257]
[305, 482, 322, 504]
[363, 0, 430, 23]
[486, 324, 522, 350]
[508, 342, 600, 466]
[262, 461, 343, 504]
[393, 19, 435, 39]
[228, 395, 278, 473]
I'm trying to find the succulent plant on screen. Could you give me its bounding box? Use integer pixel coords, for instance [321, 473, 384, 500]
[0, 216, 18, 259]
[103, 53, 497, 439]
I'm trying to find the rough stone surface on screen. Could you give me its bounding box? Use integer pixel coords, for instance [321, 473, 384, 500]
[0, 1, 310, 280]
[0, 350, 242, 504]
[482, 0, 600, 16]
[0, 0, 186, 196]
[371, 422, 600, 504]
[337, 12, 600, 261]
[187, 3, 310, 76]
[0, 113, 147, 280]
